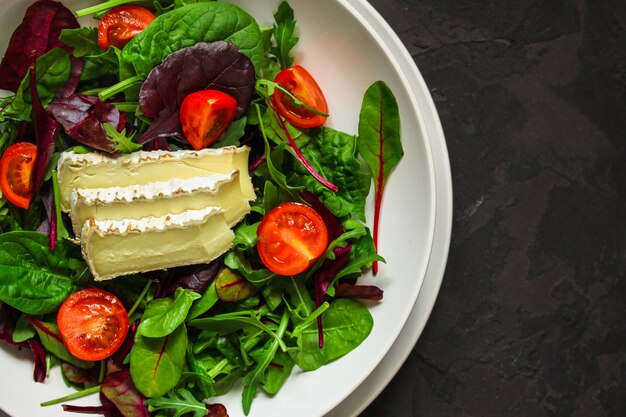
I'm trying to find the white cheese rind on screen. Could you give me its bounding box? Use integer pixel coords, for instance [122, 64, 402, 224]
[58, 146, 255, 211]
[82, 207, 234, 281]
[70, 171, 250, 237]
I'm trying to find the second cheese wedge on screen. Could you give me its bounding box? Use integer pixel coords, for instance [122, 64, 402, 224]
[70, 171, 249, 238]
[58, 146, 255, 211]
[82, 207, 234, 281]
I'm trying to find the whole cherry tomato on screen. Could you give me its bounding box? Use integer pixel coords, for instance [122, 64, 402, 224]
[57, 288, 130, 361]
[256, 202, 329, 276]
[98, 5, 156, 50]
[0, 142, 37, 209]
[179, 90, 238, 150]
[271, 65, 329, 129]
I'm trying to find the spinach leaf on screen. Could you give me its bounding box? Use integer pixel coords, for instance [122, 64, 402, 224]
[138, 288, 200, 338]
[186, 280, 219, 320]
[120, 2, 264, 80]
[2, 48, 71, 122]
[290, 298, 373, 371]
[130, 323, 188, 398]
[271, 1, 298, 69]
[287, 127, 371, 221]
[0, 231, 84, 314]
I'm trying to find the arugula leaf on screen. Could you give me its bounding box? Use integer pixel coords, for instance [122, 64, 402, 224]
[357, 81, 403, 272]
[146, 388, 208, 417]
[104, 123, 143, 153]
[271, 1, 298, 69]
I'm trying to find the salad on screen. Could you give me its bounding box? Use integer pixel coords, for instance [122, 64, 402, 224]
[0, 1, 404, 416]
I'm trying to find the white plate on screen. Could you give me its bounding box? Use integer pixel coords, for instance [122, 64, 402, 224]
[0, 1, 445, 417]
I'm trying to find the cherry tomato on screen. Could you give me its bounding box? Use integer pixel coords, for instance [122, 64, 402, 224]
[180, 90, 238, 150]
[257, 202, 329, 276]
[0, 142, 37, 209]
[271, 65, 329, 129]
[98, 5, 156, 50]
[57, 288, 130, 361]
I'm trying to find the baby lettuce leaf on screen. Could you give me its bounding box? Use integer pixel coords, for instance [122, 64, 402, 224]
[357, 81, 403, 272]
[0, 0, 78, 92]
[138, 41, 255, 143]
[130, 324, 188, 398]
[137, 288, 200, 338]
[0, 231, 83, 315]
[287, 127, 371, 221]
[120, 2, 264, 80]
[290, 298, 373, 371]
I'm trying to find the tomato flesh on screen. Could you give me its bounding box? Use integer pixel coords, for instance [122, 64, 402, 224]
[98, 5, 155, 50]
[180, 90, 238, 150]
[57, 288, 129, 361]
[271, 65, 328, 129]
[257, 202, 329, 276]
[0, 142, 37, 209]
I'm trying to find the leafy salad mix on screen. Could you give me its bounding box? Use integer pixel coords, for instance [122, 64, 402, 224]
[0, 0, 404, 416]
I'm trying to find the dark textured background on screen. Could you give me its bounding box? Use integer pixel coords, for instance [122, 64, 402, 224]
[362, 0, 626, 416]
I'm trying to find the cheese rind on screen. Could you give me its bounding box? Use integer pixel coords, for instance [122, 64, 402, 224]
[70, 171, 249, 238]
[82, 207, 234, 281]
[58, 146, 255, 211]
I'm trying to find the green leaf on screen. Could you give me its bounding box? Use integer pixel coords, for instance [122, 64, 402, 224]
[0, 232, 83, 314]
[130, 324, 188, 398]
[146, 388, 207, 417]
[287, 127, 371, 221]
[120, 3, 264, 80]
[271, 1, 298, 69]
[30, 318, 94, 369]
[215, 268, 258, 302]
[59, 27, 100, 57]
[224, 251, 277, 287]
[104, 123, 143, 153]
[213, 116, 246, 148]
[138, 288, 200, 338]
[290, 298, 373, 371]
[2, 48, 71, 122]
[186, 280, 219, 321]
[357, 80, 403, 192]
[12, 314, 36, 343]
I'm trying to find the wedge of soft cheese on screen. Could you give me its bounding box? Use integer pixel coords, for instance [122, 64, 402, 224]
[70, 171, 249, 238]
[82, 207, 234, 281]
[58, 146, 255, 212]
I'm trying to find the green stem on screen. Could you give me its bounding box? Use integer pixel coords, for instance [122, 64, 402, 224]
[128, 279, 151, 317]
[98, 76, 142, 101]
[112, 102, 140, 113]
[40, 385, 101, 407]
[256, 79, 329, 117]
[51, 170, 68, 241]
[75, 0, 141, 18]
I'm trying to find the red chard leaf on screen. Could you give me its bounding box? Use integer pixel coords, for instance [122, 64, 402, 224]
[334, 283, 384, 301]
[100, 369, 149, 417]
[357, 81, 403, 273]
[138, 41, 255, 144]
[0, 0, 79, 92]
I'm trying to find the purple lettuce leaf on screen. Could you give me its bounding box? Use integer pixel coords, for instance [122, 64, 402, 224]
[100, 369, 149, 417]
[152, 256, 225, 299]
[206, 403, 229, 417]
[47, 93, 125, 153]
[138, 41, 255, 144]
[61, 363, 101, 387]
[0, 0, 79, 92]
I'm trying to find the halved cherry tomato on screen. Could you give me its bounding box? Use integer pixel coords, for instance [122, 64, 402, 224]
[0, 142, 37, 209]
[57, 288, 129, 361]
[257, 202, 329, 276]
[271, 65, 329, 129]
[98, 5, 156, 50]
[180, 90, 238, 150]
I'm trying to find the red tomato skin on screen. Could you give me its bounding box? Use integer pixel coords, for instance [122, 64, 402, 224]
[98, 5, 156, 50]
[256, 202, 329, 276]
[0, 142, 37, 209]
[180, 90, 238, 150]
[271, 65, 329, 129]
[57, 288, 130, 362]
